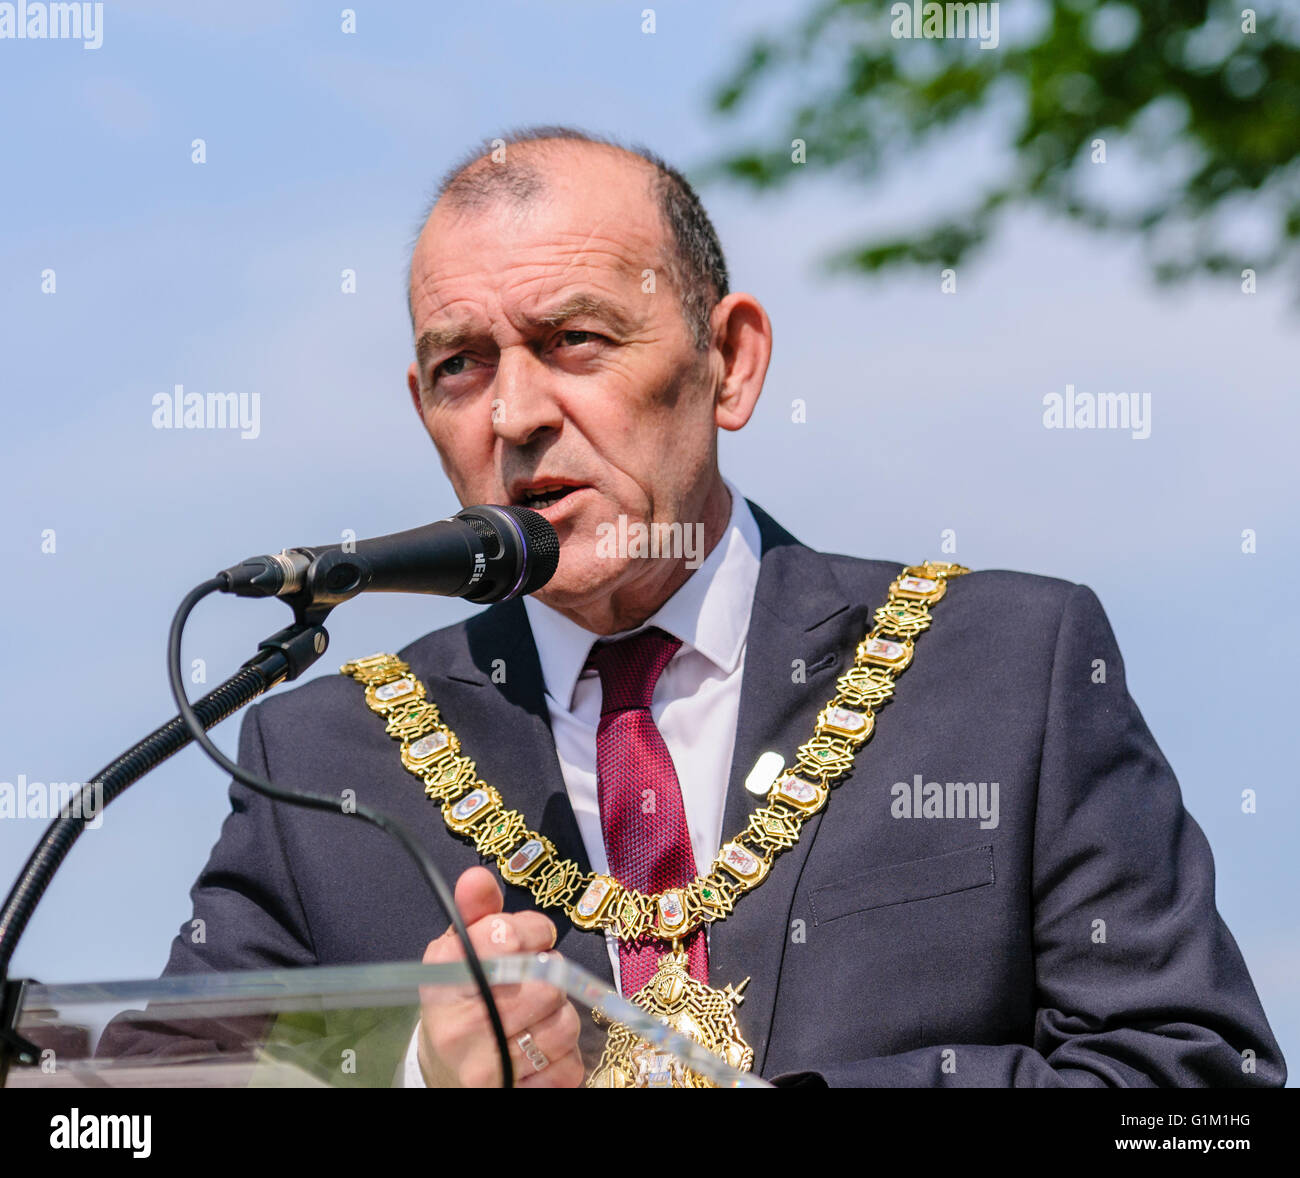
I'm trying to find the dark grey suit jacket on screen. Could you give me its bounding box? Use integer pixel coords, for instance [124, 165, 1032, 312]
[104, 501, 1285, 1086]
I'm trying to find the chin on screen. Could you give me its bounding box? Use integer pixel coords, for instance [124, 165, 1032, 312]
[531, 559, 627, 613]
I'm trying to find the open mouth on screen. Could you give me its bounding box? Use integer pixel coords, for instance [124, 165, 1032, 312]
[517, 484, 584, 511]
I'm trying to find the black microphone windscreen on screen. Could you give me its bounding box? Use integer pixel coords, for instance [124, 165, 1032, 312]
[496, 505, 560, 595]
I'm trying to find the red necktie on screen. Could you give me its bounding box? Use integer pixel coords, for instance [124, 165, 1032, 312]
[585, 626, 708, 996]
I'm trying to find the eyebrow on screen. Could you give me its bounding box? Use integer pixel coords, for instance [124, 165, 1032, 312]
[414, 293, 640, 376]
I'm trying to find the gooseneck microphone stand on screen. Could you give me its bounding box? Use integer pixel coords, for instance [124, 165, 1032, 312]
[0, 577, 514, 1089]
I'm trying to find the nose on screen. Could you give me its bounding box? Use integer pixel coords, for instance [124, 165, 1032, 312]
[490, 345, 564, 447]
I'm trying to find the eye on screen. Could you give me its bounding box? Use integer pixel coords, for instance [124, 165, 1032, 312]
[556, 330, 601, 347]
[433, 354, 471, 380]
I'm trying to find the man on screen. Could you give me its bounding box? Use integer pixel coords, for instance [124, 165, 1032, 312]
[107, 127, 1283, 1087]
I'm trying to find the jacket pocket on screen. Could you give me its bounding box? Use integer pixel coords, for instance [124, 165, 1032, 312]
[809, 844, 995, 925]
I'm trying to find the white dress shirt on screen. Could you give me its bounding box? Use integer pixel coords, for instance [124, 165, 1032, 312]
[404, 480, 762, 1085]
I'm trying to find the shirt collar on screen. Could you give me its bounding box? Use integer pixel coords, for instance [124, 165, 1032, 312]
[522, 478, 762, 710]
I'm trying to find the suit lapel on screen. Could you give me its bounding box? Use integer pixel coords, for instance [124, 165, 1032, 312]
[408, 598, 616, 989]
[708, 502, 868, 1074]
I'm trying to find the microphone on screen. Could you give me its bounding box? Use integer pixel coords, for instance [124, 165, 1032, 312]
[219, 505, 560, 608]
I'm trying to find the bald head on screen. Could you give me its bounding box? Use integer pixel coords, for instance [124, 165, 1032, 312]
[408, 128, 728, 350]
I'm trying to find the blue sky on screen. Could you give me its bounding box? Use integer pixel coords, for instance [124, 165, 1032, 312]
[1, 0, 1296, 1080]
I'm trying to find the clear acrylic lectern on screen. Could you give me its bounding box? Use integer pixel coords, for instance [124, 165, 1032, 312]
[4, 954, 770, 1088]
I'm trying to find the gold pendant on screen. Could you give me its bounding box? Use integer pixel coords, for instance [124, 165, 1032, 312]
[586, 944, 753, 1088]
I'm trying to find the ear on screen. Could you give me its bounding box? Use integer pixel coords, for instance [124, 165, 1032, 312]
[710, 293, 772, 432]
[407, 362, 424, 418]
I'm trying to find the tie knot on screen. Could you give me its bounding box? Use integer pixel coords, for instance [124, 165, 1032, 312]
[584, 626, 682, 715]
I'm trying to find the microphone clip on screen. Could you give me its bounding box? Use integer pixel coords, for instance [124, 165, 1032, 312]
[241, 620, 331, 683]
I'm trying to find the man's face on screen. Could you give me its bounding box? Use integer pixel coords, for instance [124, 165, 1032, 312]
[407, 145, 721, 612]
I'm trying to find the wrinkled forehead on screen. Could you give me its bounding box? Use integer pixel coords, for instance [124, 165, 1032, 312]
[410, 146, 668, 323]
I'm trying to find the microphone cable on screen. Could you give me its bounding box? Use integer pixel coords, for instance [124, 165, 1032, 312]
[166, 577, 515, 1089]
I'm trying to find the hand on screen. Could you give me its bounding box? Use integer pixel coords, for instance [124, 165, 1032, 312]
[417, 866, 584, 1088]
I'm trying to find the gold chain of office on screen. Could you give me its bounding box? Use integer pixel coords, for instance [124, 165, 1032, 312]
[343, 559, 967, 1086]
